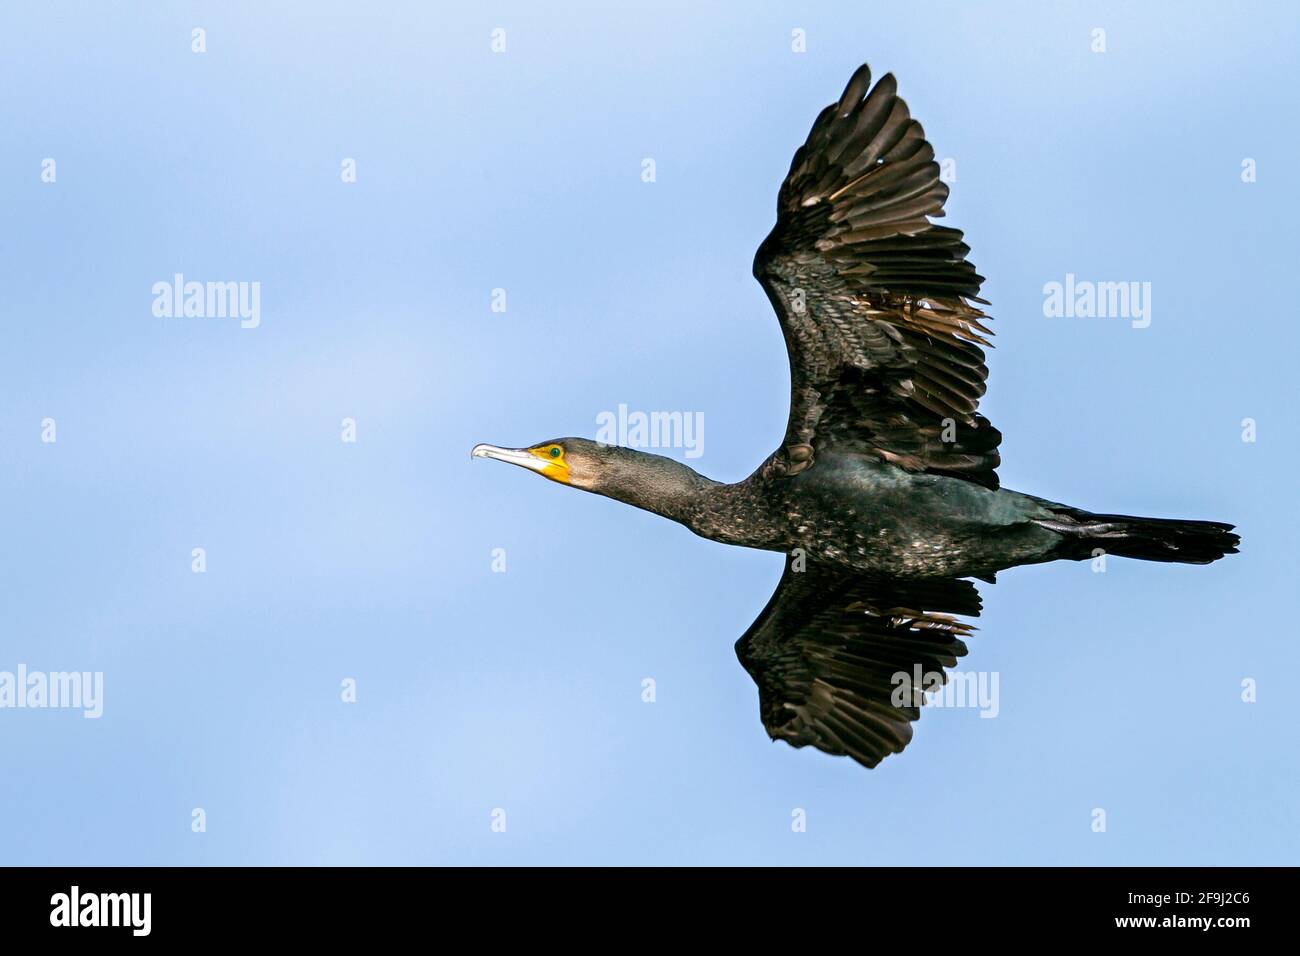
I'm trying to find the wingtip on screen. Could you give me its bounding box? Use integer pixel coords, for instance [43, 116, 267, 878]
[837, 63, 874, 113]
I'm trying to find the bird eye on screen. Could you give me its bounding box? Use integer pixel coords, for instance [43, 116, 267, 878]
[549, 446, 562, 458]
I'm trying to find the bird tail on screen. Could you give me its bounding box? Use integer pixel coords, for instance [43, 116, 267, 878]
[1034, 505, 1240, 565]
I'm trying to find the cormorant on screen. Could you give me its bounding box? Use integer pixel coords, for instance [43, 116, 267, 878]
[473, 64, 1238, 769]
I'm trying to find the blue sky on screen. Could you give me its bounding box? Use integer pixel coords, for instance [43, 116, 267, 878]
[1, 1, 1297, 865]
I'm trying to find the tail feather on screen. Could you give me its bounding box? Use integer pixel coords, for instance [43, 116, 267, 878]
[1035, 507, 1240, 565]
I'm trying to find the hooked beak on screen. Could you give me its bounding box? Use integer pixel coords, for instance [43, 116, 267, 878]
[471, 443, 549, 475]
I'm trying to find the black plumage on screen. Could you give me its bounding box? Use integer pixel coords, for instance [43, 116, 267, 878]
[755, 63, 996, 485]
[473, 64, 1238, 770]
[736, 563, 979, 768]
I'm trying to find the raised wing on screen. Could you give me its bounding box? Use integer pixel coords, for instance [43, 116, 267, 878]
[755, 64, 1002, 488]
[735, 559, 981, 769]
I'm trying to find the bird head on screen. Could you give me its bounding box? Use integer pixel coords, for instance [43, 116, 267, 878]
[470, 438, 606, 491]
[471, 438, 716, 521]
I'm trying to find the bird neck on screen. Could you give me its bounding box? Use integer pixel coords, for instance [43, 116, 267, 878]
[594, 452, 721, 527]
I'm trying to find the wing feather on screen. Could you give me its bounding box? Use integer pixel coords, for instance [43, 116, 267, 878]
[755, 64, 1001, 488]
[735, 560, 982, 769]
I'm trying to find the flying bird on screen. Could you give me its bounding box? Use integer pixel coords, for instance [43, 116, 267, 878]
[473, 64, 1238, 769]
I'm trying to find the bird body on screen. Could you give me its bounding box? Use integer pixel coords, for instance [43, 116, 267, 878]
[473, 63, 1238, 769]
[693, 450, 1061, 578]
